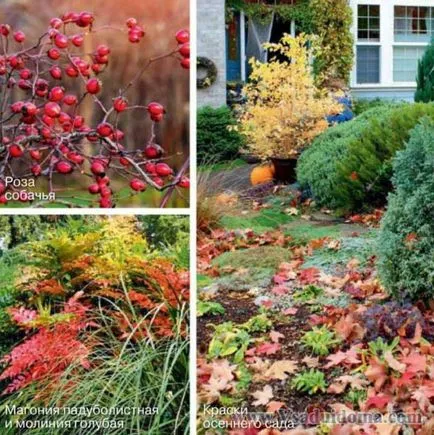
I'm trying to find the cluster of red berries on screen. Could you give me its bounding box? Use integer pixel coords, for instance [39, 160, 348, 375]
[0, 12, 189, 207]
[126, 18, 145, 43]
[176, 29, 190, 69]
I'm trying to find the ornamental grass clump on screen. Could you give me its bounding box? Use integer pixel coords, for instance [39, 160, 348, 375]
[240, 34, 341, 160]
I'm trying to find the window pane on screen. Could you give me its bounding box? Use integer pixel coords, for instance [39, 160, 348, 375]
[370, 5, 380, 17]
[369, 17, 380, 30]
[419, 7, 428, 19]
[394, 6, 433, 42]
[395, 6, 406, 18]
[370, 30, 380, 40]
[358, 17, 368, 29]
[358, 4, 380, 41]
[393, 46, 425, 82]
[357, 46, 380, 84]
[358, 30, 368, 40]
[358, 5, 368, 17]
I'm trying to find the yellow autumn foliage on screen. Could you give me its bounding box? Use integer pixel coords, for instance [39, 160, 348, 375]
[241, 34, 341, 160]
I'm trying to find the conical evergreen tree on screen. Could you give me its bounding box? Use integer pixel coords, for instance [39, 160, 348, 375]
[415, 39, 434, 102]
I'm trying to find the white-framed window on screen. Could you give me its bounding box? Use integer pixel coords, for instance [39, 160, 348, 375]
[358, 4, 380, 41]
[357, 46, 381, 83]
[394, 6, 434, 42]
[393, 5, 432, 84]
[393, 45, 426, 82]
[351, 1, 433, 88]
[356, 4, 381, 84]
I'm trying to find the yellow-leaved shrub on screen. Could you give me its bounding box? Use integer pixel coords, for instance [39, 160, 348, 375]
[240, 34, 341, 160]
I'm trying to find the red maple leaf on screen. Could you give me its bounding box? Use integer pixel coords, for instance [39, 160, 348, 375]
[365, 394, 391, 410]
[271, 285, 288, 296]
[401, 351, 427, 374]
[298, 267, 320, 284]
[256, 342, 281, 356]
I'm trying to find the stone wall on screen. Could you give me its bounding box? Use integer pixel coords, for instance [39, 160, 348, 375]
[197, 0, 227, 108]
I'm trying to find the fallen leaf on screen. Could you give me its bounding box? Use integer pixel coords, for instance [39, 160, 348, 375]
[328, 374, 369, 395]
[271, 286, 288, 296]
[384, 351, 406, 373]
[401, 351, 426, 373]
[256, 342, 281, 356]
[270, 330, 285, 343]
[286, 207, 299, 216]
[374, 422, 401, 435]
[284, 428, 316, 435]
[302, 356, 319, 368]
[266, 401, 286, 413]
[251, 385, 273, 407]
[265, 360, 298, 380]
[327, 239, 341, 250]
[329, 403, 355, 415]
[323, 347, 363, 369]
[199, 359, 237, 403]
[365, 358, 388, 391]
[261, 299, 274, 309]
[346, 258, 360, 270]
[324, 351, 348, 368]
[334, 314, 365, 341]
[330, 424, 363, 435]
[409, 322, 422, 344]
[365, 393, 391, 410]
[247, 357, 271, 375]
[299, 268, 320, 285]
[283, 307, 298, 316]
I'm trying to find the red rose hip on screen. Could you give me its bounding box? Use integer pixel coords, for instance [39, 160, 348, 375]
[86, 78, 101, 94]
[130, 178, 146, 192]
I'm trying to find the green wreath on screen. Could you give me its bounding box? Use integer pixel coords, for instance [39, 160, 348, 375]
[197, 57, 218, 89]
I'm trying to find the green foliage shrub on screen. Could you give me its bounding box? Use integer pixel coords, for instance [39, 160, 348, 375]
[415, 40, 434, 102]
[0, 216, 62, 250]
[310, 0, 354, 85]
[352, 98, 398, 116]
[378, 119, 434, 302]
[226, 0, 314, 33]
[297, 103, 434, 212]
[0, 255, 23, 356]
[197, 106, 244, 164]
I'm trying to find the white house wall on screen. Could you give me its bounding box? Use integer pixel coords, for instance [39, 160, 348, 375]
[197, 0, 227, 107]
[349, 0, 434, 100]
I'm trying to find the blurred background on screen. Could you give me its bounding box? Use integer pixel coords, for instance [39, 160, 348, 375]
[0, 0, 189, 208]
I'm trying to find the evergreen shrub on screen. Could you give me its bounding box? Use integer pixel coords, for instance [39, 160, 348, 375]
[415, 39, 434, 102]
[197, 106, 244, 164]
[378, 119, 434, 301]
[297, 103, 434, 212]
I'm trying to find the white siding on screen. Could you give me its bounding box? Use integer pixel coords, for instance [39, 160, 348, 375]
[350, 0, 434, 99]
[197, 0, 227, 108]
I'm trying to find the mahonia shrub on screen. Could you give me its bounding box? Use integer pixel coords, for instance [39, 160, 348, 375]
[415, 39, 434, 102]
[311, 0, 354, 86]
[0, 217, 189, 394]
[297, 103, 434, 213]
[240, 33, 341, 159]
[0, 12, 190, 208]
[378, 119, 434, 302]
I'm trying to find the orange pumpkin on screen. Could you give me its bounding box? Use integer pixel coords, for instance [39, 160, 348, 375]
[250, 164, 275, 186]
